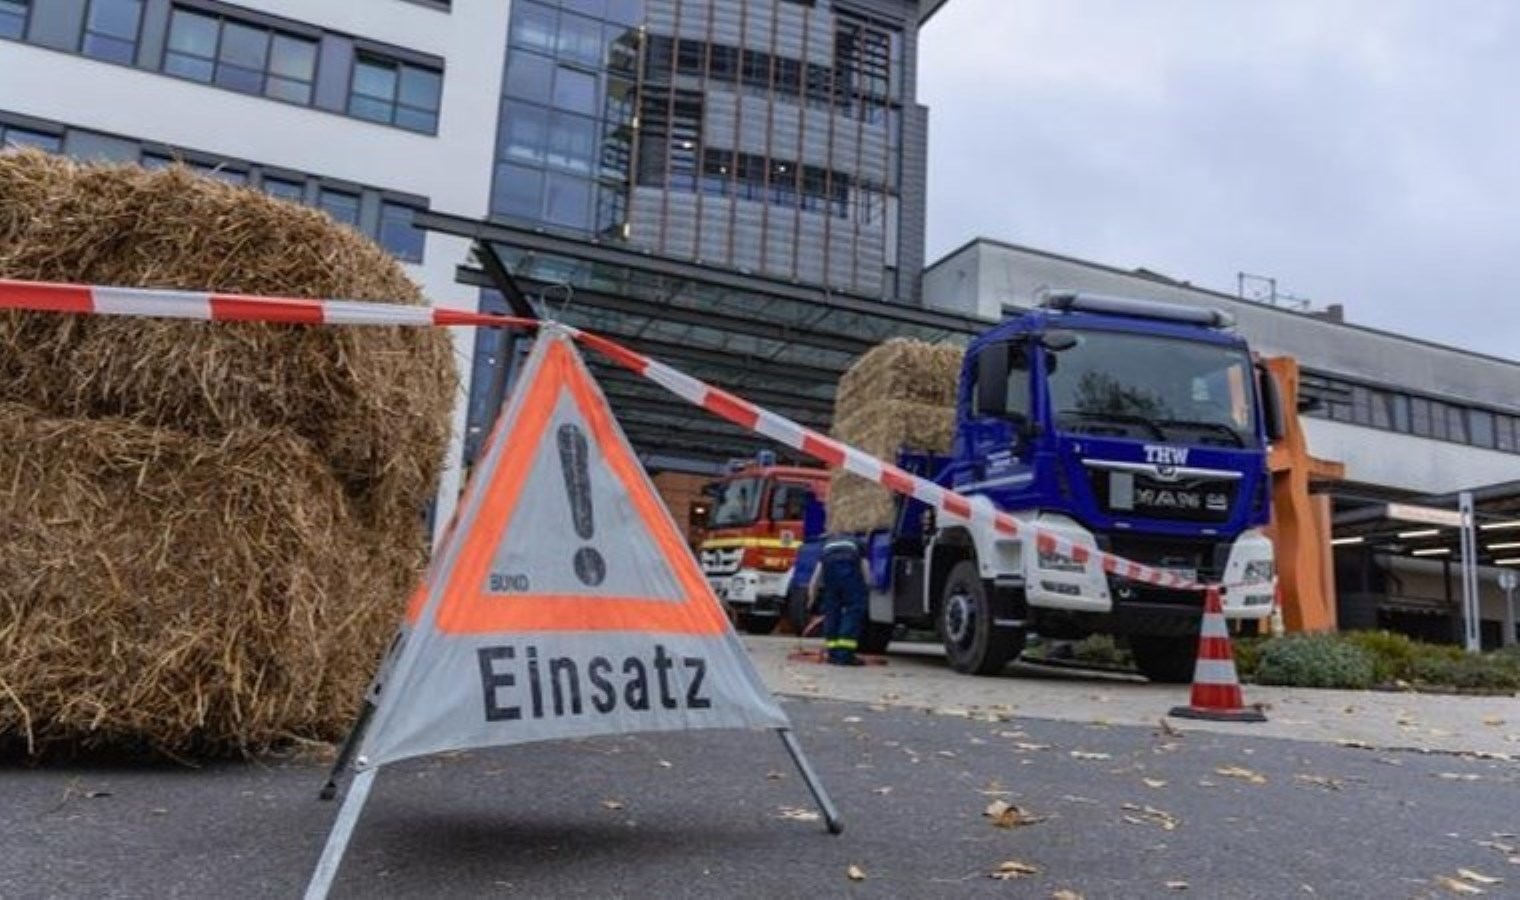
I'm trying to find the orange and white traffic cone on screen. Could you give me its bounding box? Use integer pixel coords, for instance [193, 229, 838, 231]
[1169, 587, 1267, 723]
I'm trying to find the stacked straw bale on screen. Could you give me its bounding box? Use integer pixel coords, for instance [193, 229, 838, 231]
[0, 151, 455, 758]
[828, 339, 964, 533]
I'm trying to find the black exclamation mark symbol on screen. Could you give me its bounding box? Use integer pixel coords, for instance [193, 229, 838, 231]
[557, 424, 606, 586]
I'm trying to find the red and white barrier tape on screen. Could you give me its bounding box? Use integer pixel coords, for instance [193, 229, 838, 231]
[0, 278, 538, 330]
[0, 277, 1264, 596]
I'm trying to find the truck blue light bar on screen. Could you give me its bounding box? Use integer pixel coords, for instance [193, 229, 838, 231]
[1039, 291, 1236, 329]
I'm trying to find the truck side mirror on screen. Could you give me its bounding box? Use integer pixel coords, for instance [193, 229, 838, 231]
[1041, 330, 1079, 352]
[975, 343, 1011, 418]
[1258, 367, 1287, 442]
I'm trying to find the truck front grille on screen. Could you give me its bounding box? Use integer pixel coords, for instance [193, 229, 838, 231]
[1088, 469, 1238, 523]
[700, 547, 743, 576]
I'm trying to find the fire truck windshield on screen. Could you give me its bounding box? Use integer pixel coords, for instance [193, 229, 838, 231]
[709, 476, 763, 528]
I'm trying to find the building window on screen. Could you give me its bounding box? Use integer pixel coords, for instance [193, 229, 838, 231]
[504, 50, 554, 104]
[260, 175, 305, 202]
[317, 188, 360, 227]
[1, 123, 61, 152]
[378, 201, 424, 262]
[163, 8, 318, 105]
[493, 161, 544, 219]
[543, 172, 592, 228]
[1470, 409, 1496, 449]
[0, 0, 26, 40]
[81, 0, 143, 64]
[349, 54, 443, 133]
[1498, 417, 1517, 453]
[510, 0, 557, 53]
[552, 65, 598, 115]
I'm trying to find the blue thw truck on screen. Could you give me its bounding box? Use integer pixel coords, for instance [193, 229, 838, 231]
[795, 292, 1286, 680]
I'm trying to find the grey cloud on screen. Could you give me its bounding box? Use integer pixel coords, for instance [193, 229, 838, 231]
[919, 0, 1520, 360]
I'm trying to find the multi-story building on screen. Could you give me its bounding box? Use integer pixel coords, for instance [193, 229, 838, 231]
[0, 0, 951, 531]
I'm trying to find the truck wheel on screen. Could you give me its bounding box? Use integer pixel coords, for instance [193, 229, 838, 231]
[1130, 635, 1199, 684]
[737, 612, 779, 636]
[939, 560, 1021, 676]
[858, 621, 895, 655]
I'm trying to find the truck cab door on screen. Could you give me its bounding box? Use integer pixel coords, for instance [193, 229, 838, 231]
[967, 341, 1034, 486]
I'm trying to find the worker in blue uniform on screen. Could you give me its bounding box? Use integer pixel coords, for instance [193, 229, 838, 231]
[807, 536, 871, 665]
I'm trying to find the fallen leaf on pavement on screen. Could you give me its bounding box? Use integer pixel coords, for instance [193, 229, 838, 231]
[1458, 869, 1502, 886]
[843, 716, 863, 724]
[1165, 880, 1189, 890]
[657, 760, 673, 769]
[990, 861, 1039, 880]
[1436, 875, 1485, 895]
[1014, 742, 1053, 752]
[847, 865, 867, 881]
[1438, 773, 1482, 782]
[984, 800, 1047, 828]
[778, 806, 821, 822]
[1143, 778, 1168, 789]
[1122, 803, 1179, 831]
[1215, 766, 1267, 785]
[1335, 739, 1374, 749]
[601, 799, 625, 811]
[766, 771, 785, 780]
[1158, 718, 1182, 737]
[1070, 751, 1111, 761]
[1293, 775, 1343, 791]
[873, 786, 893, 795]
[936, 750, 958, 759]
[1051, 890, 1084, 899]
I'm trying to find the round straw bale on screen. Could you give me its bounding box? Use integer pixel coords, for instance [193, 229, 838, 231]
[0, 402, 420, 758]
[0, 150, 456, 527]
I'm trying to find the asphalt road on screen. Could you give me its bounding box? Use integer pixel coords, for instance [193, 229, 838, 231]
[3, 696, 1517, 899]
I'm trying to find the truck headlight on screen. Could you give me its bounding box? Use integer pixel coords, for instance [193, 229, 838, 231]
[1243, 560, 1275, 582]
[1038, 549, 1086, 573]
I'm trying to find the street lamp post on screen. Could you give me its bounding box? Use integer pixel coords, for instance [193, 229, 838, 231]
[1458, 492, 1480, 652]
[1499, 568, 1518, 649]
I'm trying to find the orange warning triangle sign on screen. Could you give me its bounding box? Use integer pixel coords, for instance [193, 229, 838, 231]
[418, 335, 730, 636]
[355, 329, 788, 771]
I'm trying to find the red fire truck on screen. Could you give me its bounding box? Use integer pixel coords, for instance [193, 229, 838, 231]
[699, 451, 830, 634]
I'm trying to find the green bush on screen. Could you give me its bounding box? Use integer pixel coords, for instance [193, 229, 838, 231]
[1410, 654, 1520, 692]
[1072, 634, 1131, 668]
[1232, 636, 1264, 682]
[1254, 634, 1376, 690]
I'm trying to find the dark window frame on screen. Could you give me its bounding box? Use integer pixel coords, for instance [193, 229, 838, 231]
[80, 0, 146, 65]
[0, 0, 28, 41]
[161, 5, 320, 105]
[348, 51, 444, 134]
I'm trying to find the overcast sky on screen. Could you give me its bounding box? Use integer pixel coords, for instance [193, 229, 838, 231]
[919, 0, 1520, 361]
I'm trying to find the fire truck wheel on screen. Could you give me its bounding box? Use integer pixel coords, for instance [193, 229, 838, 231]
[939, 560, 1019, 676]
[737, 612, 780, 635]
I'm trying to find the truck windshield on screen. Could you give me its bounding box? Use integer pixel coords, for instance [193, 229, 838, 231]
[1046, 331, 1258, 447]
[708, 477, 764, 527]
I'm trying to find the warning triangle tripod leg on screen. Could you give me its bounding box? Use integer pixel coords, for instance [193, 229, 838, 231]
[319, 697, 376, 801]
[777, 728, 842, 835]
[305, 766, 378, 900]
